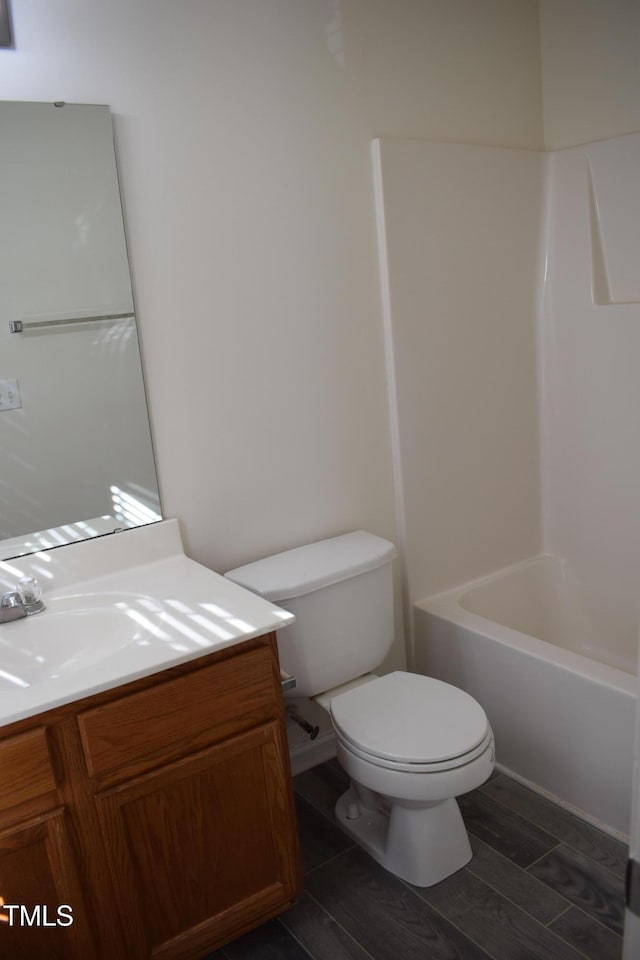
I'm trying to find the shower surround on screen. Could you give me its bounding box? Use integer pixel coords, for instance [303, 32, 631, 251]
[374, 133, 640, 834]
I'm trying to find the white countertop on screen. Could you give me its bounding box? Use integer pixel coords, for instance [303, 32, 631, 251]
[0, 520, 294, 727]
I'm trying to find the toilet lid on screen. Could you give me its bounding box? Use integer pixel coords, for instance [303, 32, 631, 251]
[330, 672, 489, 765]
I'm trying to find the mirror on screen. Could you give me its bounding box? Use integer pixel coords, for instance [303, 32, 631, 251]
[0, 101, 161, 560]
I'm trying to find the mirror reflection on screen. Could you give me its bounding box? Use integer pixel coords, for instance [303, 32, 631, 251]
[0, 101, 161, 560]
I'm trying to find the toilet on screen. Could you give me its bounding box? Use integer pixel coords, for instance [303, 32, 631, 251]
[225, 531, 494, 887]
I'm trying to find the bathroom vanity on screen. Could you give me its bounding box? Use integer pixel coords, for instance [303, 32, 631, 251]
[0, 103, 301, 958]
[0, 522, 302, 960]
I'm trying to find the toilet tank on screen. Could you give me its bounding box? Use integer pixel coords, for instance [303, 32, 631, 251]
[224, 531, 397, 698]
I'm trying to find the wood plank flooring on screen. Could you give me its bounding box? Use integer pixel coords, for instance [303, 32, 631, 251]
[204, 761, 627, 960]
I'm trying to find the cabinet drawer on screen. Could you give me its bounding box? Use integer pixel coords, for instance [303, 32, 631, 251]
[0, 728, 57, 814]
[78, 643, 277, 781]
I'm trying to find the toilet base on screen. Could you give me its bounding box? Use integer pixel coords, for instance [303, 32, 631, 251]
[335, 783, 472, 887]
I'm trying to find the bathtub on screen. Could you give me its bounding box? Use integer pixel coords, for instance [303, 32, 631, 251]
[414, 555, 638, 837]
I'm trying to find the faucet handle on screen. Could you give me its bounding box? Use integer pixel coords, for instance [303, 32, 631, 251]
[17, 577, 44, 614]
[0, 591, 22, 610]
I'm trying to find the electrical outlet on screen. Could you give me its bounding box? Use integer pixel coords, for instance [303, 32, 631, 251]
[0, 379, 22, 411]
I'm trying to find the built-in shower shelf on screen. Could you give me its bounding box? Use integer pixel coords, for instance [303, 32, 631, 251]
[588, 133, 640, 306]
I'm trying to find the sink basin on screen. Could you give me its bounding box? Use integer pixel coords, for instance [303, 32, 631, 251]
[0, 518, 295, 728]
[0, 593, 155, 687]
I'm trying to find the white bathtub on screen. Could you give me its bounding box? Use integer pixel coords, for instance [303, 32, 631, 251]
[414, 555, 638, 837]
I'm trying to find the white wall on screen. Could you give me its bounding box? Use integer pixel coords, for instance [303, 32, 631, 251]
[540, 0, 640, 148]
[374, 139, 543, 617]
[0, 1, 543, 668]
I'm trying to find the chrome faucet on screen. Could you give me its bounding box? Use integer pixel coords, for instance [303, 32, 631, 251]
[0, 577, 45, 623]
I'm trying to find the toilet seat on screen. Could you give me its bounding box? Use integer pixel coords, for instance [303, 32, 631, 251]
[334, 726, 494, 773]
[330, 671, 490, 770]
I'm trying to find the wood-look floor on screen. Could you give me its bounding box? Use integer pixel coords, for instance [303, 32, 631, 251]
[205, 760, 627, 960]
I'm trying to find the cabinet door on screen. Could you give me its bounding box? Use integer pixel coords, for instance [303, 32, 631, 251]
[0, 810, 95, 960]
[95, 721, 300, 960]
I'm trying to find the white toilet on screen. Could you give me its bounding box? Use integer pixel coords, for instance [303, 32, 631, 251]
[225, 531, 495, 887]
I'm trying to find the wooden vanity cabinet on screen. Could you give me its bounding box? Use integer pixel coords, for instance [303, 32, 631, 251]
[0, 633, 302, 960]
[0, 729, 95, 960]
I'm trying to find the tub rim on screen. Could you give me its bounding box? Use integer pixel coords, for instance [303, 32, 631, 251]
[416, 553, 637, 697]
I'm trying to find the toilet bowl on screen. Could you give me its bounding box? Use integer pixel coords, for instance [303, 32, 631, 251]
[224, 531, 495, 888]
[328, 671, 494, 886]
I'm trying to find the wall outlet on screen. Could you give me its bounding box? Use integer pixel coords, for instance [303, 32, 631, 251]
[0, 379, 22, 411]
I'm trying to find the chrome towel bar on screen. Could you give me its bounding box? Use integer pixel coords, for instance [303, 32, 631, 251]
[9, 312, 134, 334]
